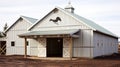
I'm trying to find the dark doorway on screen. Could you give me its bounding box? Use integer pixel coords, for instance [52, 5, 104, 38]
[0, 41, 6, 55]
[47, 38, 63, 57]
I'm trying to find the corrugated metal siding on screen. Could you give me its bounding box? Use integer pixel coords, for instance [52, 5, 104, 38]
[93, 32, 118, 57]
[6, 19, 33, 55]
[73, 30, 93, 58]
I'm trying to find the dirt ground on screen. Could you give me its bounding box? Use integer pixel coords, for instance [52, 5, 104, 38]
[0, 54, 120, 67]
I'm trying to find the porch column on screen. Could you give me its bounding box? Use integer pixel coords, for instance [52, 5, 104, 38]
[24, 37, 27, 58]
[69, 37, 73, 60]
[0, 41, 1, 55]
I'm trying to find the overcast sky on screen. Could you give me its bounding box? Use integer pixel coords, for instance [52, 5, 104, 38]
[0, 0, 120, 37]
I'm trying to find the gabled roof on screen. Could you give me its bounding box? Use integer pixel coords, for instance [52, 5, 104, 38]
[0, 32, 6, 38]
[68, 11, 118, 38]
[29, 8, 56, 30]
[5, 16, 38, 33]
[29, 7, 118, 38]
[21, 16, 38, 24]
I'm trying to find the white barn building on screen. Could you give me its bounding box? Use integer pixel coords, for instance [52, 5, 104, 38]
[0, 4, 118, 59]
[5, 16, 37, 55]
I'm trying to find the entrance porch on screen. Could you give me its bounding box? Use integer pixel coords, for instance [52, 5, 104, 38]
[19, 29, 79, 60]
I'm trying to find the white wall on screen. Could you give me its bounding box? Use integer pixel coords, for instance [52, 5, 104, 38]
[73, 29, 93, 58]
[93, 32, 118, 57]
[6, 18, 32, 55]
[29, 39, 39, 56]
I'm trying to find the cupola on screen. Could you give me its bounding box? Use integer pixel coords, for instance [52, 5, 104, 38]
[65, 2, 75, 13]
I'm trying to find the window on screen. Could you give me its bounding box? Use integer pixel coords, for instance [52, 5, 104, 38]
[11, 41, 15, 46]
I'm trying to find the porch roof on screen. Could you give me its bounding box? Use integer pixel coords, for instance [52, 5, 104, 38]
[19, 29, 79, 37]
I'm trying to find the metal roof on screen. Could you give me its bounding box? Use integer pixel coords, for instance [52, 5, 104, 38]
[28, 7, 118, 38]
[71, 13, 117, 37]
[5, 16, 38, 33]
[19, 29, 79, 37]
[57, 7, 118, 38]
[21, 16, 38, 24]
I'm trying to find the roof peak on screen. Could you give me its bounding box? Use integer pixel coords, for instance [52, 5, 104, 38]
[21, 15, 38, 24]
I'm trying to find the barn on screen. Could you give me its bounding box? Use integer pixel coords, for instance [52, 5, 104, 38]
[0, 3, 118, 59]
[19, 4, 118, 59]
[5, 16, 37, 55]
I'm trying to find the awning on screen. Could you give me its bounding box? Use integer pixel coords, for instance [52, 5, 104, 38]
[19, 29, 79, 37]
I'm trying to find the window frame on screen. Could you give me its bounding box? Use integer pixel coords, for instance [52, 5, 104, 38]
[11, 41, 15, 46]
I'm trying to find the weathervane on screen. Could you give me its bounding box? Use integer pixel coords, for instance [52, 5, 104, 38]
[49, 17, 62, 25]
[69, 0, 71, 4]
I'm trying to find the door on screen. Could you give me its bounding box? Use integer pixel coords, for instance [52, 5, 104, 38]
[47, 38, 63, 57]
[0, 41, 6, 55]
